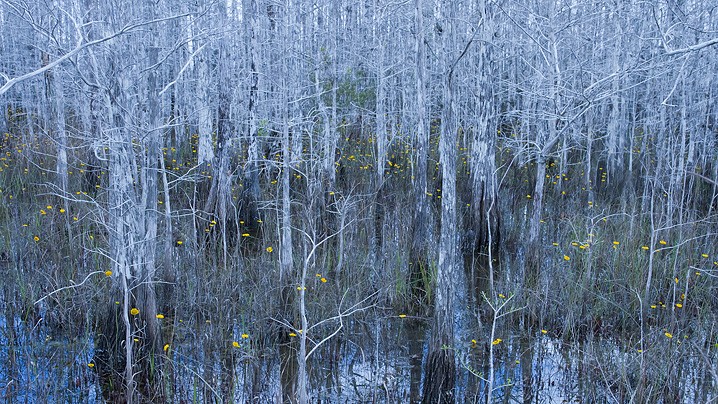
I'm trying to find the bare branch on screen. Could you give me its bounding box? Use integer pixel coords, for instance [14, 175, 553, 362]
[664, 37, 718, 56]
[158, 43, 207, 96]
[34, 271, 107, 305]
[0, 12, 193, 96]
[689, 171, 718, 187]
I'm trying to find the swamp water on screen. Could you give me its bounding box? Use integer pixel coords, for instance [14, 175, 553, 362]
[2, 296, 715, 403]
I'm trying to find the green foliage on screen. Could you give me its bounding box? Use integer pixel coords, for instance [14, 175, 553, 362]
[333, 68, 375, 110]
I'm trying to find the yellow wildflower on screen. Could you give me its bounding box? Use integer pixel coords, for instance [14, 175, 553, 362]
[266, 246, 273, 253]
[563, 255, 570, 261]
[232, 341, 240, 348]
[104, 270, 112, 277]
[130, 308, 140, 316]
[241, 333, 249, 339]
[664, 332, 673, 339]
[156, 314, 165, 319]
[492, 338, 502, 345]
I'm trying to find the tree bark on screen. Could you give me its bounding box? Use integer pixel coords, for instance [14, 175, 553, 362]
[469, 0, 499, 270]
[423, 3, 459, 400]
[409, 0, 431, 308]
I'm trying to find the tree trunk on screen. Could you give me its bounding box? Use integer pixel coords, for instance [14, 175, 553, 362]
[423, 7, 458, 398]
[91, 22, 163, 401]
[374, 0, 387, 188]
[197, 53, 215, 166]
[469, 0, 499, 280]
[409, 0, 431, 309]
[240, 0, 261, 254]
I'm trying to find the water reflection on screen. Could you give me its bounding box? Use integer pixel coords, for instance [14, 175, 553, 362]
[1, 305, 716, 402]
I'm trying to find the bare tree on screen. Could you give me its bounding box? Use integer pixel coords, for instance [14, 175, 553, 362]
[422, 1, 470, 400]
[409, 0, 432, 308]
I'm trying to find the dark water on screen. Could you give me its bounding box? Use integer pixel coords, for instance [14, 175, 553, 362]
[3, 306, 714, 403]
[0, 314, 99, 402]
[2, 238, 716, 403]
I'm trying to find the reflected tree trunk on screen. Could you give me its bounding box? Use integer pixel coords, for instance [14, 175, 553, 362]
[407, 319, 425, 403]
[520, 336, 535, 404]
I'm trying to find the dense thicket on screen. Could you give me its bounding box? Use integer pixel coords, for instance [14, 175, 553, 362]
[1, 0, 717, 402]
